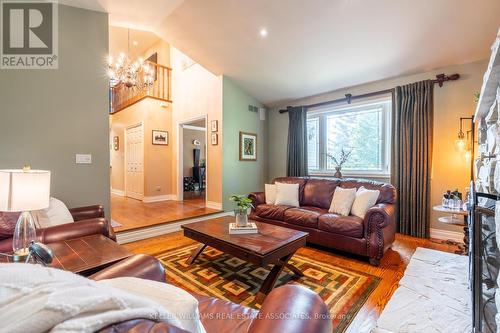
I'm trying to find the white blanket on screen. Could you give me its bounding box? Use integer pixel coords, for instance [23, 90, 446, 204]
[0, 263, 205, 333]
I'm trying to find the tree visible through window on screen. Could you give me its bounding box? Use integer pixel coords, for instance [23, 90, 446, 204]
[307, 96, 391, 176]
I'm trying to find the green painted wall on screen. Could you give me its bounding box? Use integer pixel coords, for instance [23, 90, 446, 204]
[222, 77, 266, 211]
[0, 5, 110, 215]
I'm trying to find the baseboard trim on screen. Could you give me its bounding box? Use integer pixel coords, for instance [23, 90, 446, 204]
[206, 201, 223, 210]
[111, 188, 125, 196]
[116, 211, 233, 244]
[143, 195, 176, 203]
[430, 228, 464, 243]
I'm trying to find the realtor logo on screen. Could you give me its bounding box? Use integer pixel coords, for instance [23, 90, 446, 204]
[1, 0, 58, 69]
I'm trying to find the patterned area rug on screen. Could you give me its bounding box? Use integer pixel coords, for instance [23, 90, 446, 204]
[157, 244, 380, 332]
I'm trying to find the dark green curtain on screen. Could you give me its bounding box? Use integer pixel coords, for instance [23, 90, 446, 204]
[391, 80, 434, 238]
[287, 106, 308, 177]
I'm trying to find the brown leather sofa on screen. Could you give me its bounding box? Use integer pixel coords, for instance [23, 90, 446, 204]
[90, 254, 333, 333]
[249, 177, 397, 265]
[0, 204, 115, 252]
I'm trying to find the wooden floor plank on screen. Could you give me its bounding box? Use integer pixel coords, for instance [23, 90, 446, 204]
[111, 194, 220, 232]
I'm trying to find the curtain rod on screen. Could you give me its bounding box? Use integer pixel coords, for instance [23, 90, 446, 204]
[278, 73, 460, 113]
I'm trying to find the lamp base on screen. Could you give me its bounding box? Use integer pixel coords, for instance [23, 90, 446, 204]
[12, 248, 29, 262]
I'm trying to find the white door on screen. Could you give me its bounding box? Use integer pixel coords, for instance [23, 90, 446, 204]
[125, 123, 144, 200]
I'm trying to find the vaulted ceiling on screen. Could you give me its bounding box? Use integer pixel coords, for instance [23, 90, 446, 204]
[62, 0, 500, 106]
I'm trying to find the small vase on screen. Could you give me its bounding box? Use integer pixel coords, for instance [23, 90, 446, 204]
[235, 209, 248, 227]
[334, 167, 342, 178]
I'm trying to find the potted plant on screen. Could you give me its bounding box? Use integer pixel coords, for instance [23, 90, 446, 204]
[326, 148, 352, 178]
[229, 195, 254, 227]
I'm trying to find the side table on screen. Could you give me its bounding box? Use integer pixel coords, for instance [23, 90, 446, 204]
[433, 205, 468, 255]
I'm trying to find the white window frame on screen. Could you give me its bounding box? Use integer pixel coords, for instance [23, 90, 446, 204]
[307, 95, 392, 179]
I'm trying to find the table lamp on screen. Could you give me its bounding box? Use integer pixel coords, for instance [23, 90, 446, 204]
[0, 168, 50, 261]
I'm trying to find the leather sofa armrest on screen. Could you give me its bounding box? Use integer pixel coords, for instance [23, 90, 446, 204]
[69, 205, 105, 221]
[38, 217, 116, 243]
[248, 192, 265, 210]
[0, 217, 116, 252]
[364, 203, 394, 231]
[248, 285, 332, 333]
[89, 254, 167, 283]
[363, 203, 396, 265]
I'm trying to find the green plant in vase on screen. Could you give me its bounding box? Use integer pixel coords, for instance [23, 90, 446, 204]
[229, 195, 254, 227]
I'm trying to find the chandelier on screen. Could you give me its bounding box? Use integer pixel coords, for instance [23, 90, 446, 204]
[108, 29, 154, 90]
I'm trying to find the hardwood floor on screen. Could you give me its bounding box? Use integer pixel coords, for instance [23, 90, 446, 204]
[111, 194, 220, 232]
[124, 232, 460, 332]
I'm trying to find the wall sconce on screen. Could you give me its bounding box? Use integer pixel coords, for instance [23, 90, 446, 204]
[455, 116, 475, 180]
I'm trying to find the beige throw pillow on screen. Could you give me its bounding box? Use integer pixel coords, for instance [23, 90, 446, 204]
[328, 187, 357, 216]
[274, 182, 300, 207]
[351, 187, 380, 218]
[32, 197, 74, 228]
[265, 184, 277, 204]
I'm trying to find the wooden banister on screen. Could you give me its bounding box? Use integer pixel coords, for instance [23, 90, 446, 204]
[110, 61, 172, 114]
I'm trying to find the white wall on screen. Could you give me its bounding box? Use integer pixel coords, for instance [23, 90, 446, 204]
[170, 47, 223, 205]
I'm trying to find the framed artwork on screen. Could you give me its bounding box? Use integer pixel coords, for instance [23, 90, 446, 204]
[152, 130, 168, 145]
[211, 120, 218, 132]
[113, 136, 119, 151]
[211, 133, 218, 145]
[239, 132, 257, 161]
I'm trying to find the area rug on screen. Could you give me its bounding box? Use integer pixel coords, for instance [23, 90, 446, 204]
[156, 244, 380, 332]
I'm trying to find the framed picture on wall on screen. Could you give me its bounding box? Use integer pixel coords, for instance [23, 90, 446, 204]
[211, 133, 218, 145]
[211, 120, 218, 132]
[152, 130, 168, 145]
[239, 132, 257, 161]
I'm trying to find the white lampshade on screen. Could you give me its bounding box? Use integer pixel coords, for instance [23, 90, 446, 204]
[0, 169, 51, 212]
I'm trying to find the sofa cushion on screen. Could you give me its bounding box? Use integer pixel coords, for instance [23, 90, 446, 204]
[0, 212, 19, 240]
[303, 178, 340, 209]
[328, 187, 357, 216]
[318, 213, 364, 238]
[255, 204, 293, 221]
[273, 177, 307, 204]
[275, 182, 300, 207]
[340, 178, 396, 204]
[284, 206, 327, 228]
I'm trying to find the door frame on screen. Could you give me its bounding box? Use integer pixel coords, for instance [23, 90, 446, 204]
[124, 121, 145, 200]
[177, 115, 208, 203]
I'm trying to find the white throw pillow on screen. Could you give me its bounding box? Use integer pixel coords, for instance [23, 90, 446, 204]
[99, 277, 206, 333]
[351, 187, 380, 218]
[274, 182, 300, 207]
[328, 187, 357, 216]
[265, 184, 277, 204]
[32, 197, 74, 228]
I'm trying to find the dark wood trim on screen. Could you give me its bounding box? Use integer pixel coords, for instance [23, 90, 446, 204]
[279, 73, 459, 113]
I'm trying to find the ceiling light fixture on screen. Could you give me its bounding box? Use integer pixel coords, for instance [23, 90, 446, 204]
[259, 28, 268, 37]
[132, 40, 138, 46]
[108, 29, 154, 90]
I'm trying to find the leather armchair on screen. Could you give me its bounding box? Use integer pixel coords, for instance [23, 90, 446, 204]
[92, 254, 332, 333]
[0, 204, 115, 252]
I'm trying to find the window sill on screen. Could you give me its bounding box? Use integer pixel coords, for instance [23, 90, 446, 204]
[308, 171, 391, 180]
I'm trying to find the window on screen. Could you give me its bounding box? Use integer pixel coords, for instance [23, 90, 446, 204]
[307, 95, 391, 177]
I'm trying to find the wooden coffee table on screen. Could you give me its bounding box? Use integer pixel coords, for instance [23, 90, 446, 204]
[1, 234, 132, 276]
[182, 216, 308, 302]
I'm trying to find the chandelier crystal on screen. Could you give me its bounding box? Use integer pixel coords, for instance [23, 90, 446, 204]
[108, 29, 154, 90]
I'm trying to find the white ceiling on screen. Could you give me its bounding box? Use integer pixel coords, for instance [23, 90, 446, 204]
[109, 26, 160, 60]
[62, 0, 500, 106]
